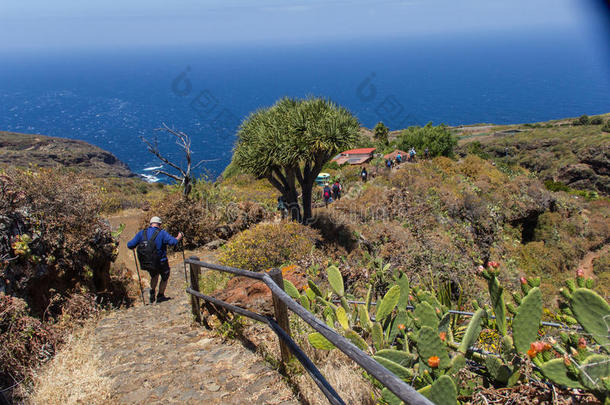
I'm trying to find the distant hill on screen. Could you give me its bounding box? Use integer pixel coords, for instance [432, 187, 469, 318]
[455, 113, 610, 195]
[0, 131, 135, 178]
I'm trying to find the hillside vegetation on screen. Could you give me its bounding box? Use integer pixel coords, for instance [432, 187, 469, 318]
[456, 113, 610, 195]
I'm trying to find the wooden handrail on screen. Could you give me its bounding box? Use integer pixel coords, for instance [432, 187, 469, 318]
[185, 258, 433, 405]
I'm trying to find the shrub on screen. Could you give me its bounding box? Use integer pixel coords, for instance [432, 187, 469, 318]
[0, 294, 56, 394]
[572, 114, 590, 126]
[219, 222, 320, 271]
[397, 122, 457, 157]
[145, 192, 219, 248]
[589, 116, 603, 125]
[466, 141, 490, 159]
[0, 168, 117, 314]
[602, 120, 610, 133]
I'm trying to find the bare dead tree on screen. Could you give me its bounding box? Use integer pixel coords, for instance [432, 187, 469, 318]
[140, 123, 216, 196]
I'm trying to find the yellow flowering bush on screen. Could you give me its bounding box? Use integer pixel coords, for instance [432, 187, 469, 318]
[219, 222, 320, 271]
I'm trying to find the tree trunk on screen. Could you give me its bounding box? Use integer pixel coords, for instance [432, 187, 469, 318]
[301, 186, 313, 225]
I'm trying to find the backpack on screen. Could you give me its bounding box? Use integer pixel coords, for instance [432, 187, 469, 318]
[332, 183, 340, 193]
[136, 228, 161, 271]
[323, 187, 331, 199]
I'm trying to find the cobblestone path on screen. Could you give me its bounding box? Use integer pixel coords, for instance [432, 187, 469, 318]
[92, 252, 299, 404]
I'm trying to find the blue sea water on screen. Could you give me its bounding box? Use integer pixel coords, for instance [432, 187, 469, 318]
[1, 28, 609, 180]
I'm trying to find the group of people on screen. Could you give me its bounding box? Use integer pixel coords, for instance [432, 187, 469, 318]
[385, 147, 432, 168]
[322, 180, 342, 207]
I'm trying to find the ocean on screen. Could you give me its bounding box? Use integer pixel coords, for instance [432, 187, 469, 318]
[1, 28, 609, 180]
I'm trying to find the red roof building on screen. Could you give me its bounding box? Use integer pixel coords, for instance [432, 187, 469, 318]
[332, 147, 376, 165]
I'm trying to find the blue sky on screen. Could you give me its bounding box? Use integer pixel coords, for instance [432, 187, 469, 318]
[0, 0, 606, 49]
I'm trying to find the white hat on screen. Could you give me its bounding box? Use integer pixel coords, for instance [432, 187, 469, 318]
[150, 216, 162, 224]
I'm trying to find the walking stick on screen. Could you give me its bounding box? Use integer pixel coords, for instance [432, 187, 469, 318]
[180, 239, 188, 283]
[132, 250, 145, 305]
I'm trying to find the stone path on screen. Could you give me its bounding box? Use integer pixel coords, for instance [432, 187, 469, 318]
[92, 252, 299, 404]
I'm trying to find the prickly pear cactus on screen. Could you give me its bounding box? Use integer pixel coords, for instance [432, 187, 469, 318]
[327, 265, 344, 297]
[417, 326, 450, 369]
[308, 332, 335, 350]
[512, 287, 542, 353]
[414, 301, 439, 331]
[458, 308, 485, 354]
[570, 288, 610, 350]
[488, 275, 507, 335]
[376, 285, 401, 322]
[540, 358, 583, 389]
[421, 375, 458, 405]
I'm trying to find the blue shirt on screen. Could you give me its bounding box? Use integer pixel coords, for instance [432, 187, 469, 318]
[127, 227, 179, 262]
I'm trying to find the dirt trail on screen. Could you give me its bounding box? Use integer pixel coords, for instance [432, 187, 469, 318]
[577, 244, 610, 279]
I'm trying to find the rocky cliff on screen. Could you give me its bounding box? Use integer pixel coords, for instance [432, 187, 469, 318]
[0, 131, 135, 178]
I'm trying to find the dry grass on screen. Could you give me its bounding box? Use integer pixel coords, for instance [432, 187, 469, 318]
[242, 319, 376, 405]
[27, 322, 111, 405]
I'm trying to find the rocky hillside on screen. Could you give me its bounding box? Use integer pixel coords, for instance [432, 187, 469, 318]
[455, 113, 610, 195]
[0, 131, 135, 178]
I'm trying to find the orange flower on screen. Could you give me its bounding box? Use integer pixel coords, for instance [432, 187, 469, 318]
[527, 348, 537, 359]
[488, 261, 500, 268]
[577, 337, 587, 349]
[428, 356, 440, 368]
[397, 324, 406, 331]
[439, 332, 447, 342]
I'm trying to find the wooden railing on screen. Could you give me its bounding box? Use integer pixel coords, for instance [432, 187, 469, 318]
[185, 257, 433, 405]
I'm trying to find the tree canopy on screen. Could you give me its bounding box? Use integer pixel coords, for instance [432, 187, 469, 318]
[397, 122, 457, 158]
[374, 121, 389, 145]
[232, 97, 360, 223]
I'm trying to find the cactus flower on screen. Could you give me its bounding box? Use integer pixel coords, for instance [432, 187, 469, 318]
[577, 337, 587, 349]
[398, 324, 406, 331]
[576, 268, 584, 277]
[563, 354, 571, 366]
[428, 356, 440, 368]
[520, 277, 527, 285]
[477, 265, 485, 273]
[527, 347, 537, 359]
[439, 332, 446, 342]
[489, 261, 500, 268]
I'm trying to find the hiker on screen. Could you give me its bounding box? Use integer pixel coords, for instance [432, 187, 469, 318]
[386, 159, 392, 169]
[323, 183, 332, 207]
[424, 148, 430, 159]
[128, 216, 183, 303]
[332, 180, 342, 200]
[396, 152, 402, 164]
[277, 195, 287, 219]
[360, 167, 368, 182]
[409, 147, 416, 162]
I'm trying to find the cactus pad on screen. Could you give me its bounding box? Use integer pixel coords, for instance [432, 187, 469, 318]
[373, 355, 414, 381]
[458, 308, 485, 354]
[344, 329, 369, 352]
[540, 358, 583, 389]
[326, 265, 344, 297]
[283, 279, 300, 300]
[414, 301, 440, 331]
[308, 332, 335, 350]
[570, 288, 610, 350]
[423, 375, 458, 405]
[512, 287, 542, 353]
[376, 285, 401, 322]
[417, 326, 450, 369]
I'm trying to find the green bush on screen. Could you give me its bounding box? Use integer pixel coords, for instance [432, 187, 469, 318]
[397, 122, 457, 157]
[573, 114, 590, 126]
[602, 120, 610, 133]
[219, 222, 320, 271]
[466, 141, 490, 159]
[589, 116, 603, 125]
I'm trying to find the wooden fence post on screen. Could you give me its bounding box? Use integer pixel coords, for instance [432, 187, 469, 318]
[268, 268, 292, 364]
[189, 256, 201, 324]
